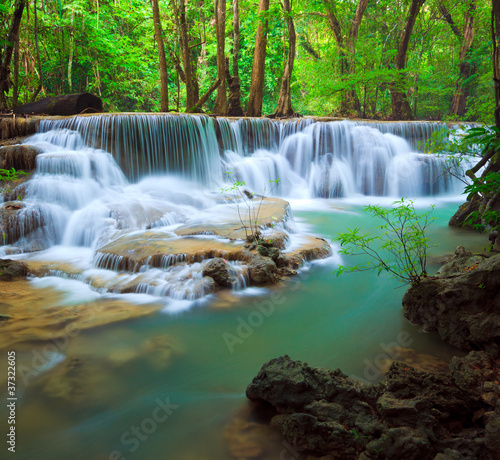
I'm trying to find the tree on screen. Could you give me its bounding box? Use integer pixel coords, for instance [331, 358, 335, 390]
[171, 0, 200, 110]
[151, 0, 169, 111]
[0, 0, 25, 109]
[390, 0, 426, 120]
[246, 0, 270, 117]
[322, 0, 369, 115]
[334, 199, 435, 286]
[271, 0, 296, 118]
[439, 0, 477, 118]
[226, 0, 244, 116]
[213, 0, 227, 114]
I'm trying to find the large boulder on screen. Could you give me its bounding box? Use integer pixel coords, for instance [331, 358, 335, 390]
[403, 253, 500, 357]
[246, 353, 500, 460]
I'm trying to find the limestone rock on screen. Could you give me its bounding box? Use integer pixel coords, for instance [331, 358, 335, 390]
[403, 253, 500, 357]
[202, 258, 232, 287]
[246, 353, 500, 460]
[248, 256, 278, 285]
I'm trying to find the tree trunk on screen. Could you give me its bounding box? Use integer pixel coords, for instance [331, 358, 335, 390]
[213, 0, 227, 114]
[68, 9, 75, 91]
[177, 0, 199, 110]
[187, 78, 221, 113]
[390, 0, 426, 120]
[13, 35, 20, 109]
[493, 0, 500, 130]
[151, 0, 169, 111]
[0, 0, 26, 110]
[449, 0, 477, 118]
[33, 0, 44, 100]
[13, 92, 103, 115]
[344, 0, 369, 114]
[272, 0, 296, 118]
[322, 0, 368, 116]
[246, 0, 270, 117]
[226, 0, 244, 116]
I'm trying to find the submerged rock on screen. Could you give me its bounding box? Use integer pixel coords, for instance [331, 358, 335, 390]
[403, 253, 500, 357]
[0, 258, 28, 280]
[246, 353, 500, 460]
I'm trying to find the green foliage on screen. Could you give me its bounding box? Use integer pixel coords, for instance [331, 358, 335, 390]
[0, 168, 28, 181]
[463, 171, 500, 233]
[1, 0, 494, 118]
[334, 199, 436, 286]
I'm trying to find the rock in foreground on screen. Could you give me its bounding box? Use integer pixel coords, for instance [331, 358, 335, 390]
[246, 353, 500, 460]
[403, 252, 500, 358]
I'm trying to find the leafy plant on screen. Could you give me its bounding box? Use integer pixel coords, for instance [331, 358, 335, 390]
[333, 199, 435, 286]
[0, 168, 28, 181]
[221, 170, 280, 245]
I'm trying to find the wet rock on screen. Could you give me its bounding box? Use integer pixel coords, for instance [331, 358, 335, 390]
[403, 253, 500, 357]
[248, 256, 278, 285]
[246, 353, 500, 460]
[0, 144, 41, 171]
[202, 258, 232, 287]
[0, 258, 28, 280]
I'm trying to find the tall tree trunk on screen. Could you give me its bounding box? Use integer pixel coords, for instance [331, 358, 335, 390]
[68, 9, 75, 91]
[493, 0, 500, 130]
[33, 0, 44, 100]
[13, 35, 20, 108]
[272, 0, 296, 117]
[322, 0, 368, 116]
[0, 0, 26, 109]
[151, 0, 169, 111]
[177, 0, 199, 110]
[226, 0, 244, 115]
[246, 0, 270, 117]
[213, 0, 227, 114]
[390, 0, 426, 120]
[344, 0, 369, 114]
[449, 0, 477, 118]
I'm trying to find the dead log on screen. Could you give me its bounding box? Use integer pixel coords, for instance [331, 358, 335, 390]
[186, 79, 222, 113]
[13, 92, 103, 116]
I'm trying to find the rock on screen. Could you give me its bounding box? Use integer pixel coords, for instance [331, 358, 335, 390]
[246, 353, 500, 460]
[403, 253, 500, 357]
[0, 144, 41, 171]
[202, 258, 232, 287]
[0, 259, 28, 280]
[248, 256, 278, 285]
[436, 253, 488, 277]
[485, 403, 500, 457]
[448, 196, 482, 229]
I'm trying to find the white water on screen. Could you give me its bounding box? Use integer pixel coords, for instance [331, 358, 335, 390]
[1, 115, 465, 306]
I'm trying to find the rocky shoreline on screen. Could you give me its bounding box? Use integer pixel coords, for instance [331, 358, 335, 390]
[245, 352, 500, 460]
[243, 248, 500, 460]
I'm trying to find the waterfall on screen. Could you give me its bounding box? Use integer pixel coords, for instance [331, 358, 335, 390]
[38, 114, 452, 199]
[0, 114, 463, 303]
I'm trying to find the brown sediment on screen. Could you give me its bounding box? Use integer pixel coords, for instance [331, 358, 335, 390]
[0, 279, 162, 349]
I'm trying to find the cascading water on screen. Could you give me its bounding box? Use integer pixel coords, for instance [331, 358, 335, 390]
[1, 114, 464, 306]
